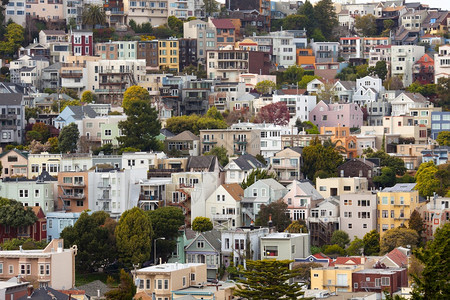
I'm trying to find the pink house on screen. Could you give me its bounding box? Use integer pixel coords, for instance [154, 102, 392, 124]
[0, 149, 28, 179]
[309, 100, 363, 129]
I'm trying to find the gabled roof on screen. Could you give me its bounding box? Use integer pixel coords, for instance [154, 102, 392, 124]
[385, 248, 408, 267]
[402, 92, 428, 103]
[77, 280, 111, 298]
[211, 19, 235, 29]
[160, 128, 175, 137]
[37, 170, 57, 182]
[18, 287, 69, 299]
[331, 257, 364, 266]
[231, 154, 266, 171]
[65, 105, 98, 119]
[337, 81, 356, 91]
[187, 156, 219, 171]
[0, 93, 23, 105]
[186, 230, 221, 251]
[222, 183, 244, 201]
[258, 178, 285, 191]
[167, 130, 199, 141]
[289, 180, 323, 200]
[0, 148, 28, 159]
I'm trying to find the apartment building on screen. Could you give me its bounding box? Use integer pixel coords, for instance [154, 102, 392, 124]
[199, 128, 261, 156]
[56, 171, 89, 212]
[310, 101, 363, 129]
[27, 152, 62, 178]
[159, 38, 179, 72]
[0, 149, 27, 179]
[340, 37, 362, 60]
[210, 19, 236, 49]
[183, 19, 216, 64]
[26, 0, 64, 23]
[431, 111, 450, 140]
[125, 0, 168, 26]
[137, 40, 159, 71]
[269, 147, 303, 185]
[390, 45, 425, 87]
[340, 193, 378, 240]
[369, 45, 391, 68]
[0, 239, 77, 289]
[46, 212, 83, 241]
[363, 37, 390, 58]
[205, 184, 244, 230]
[391, 92, 429, 117]
[223, 154, 267, 185]
[311, 42, 340, 63]
[261, 232, 310, 260]
[420, 196, 450, 241]
[104, 0, 127, 27]
[178, 38, 197, 71]
[309, 197, 340, 246]
[272, 93, 316, 125]
[413, 53, 434, 85]
[434, 44, 450, 83]
[95, 41, 137, 60]
[70, 30, 93, 56]
[0, 93, 24, 147]
[316, 177, 369, 199]
[4, 0, 26, 26]
[320, 126, 358, 159]
[311, 262, 363, 293]
[353, 268, 408, 294]
[283, 180, 323, 222]
[377, 183, 422, 237]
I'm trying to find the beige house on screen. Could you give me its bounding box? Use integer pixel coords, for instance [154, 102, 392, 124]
[0, 239, 77, 289]
[269, 147, 303, 185]
[199, 129, 261, 157]
[205, 183, 244, 230]
[260, 232, 310, 261]
[316, 177, 369, 198]
[27, 152, 62, 179]
[0, 149, 28, 179]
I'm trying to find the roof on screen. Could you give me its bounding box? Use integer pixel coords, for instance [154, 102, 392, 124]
[211, 19, 235, 29]
[36, 170, 57, 182]
[167, 130, 199, 141]
[0, 93, 23, 105]
[222, 183, 244, 201]
[231, 154, 266, 170]
[187, 156, 219, 171]
[65, 105, 98, 119]
[291, 180, 323, 200]
[337, 81, 356, 90]
[160, 128, 175, 137]
[18, 287, 69, 299]
[202, 230, 222, 250]
[330, 257, 364, 266]
[0, 148, 28, 159]
[77, 280, 111, 297]
[258, 178, 285, 190]
[42, 30, 66, 35]
[276, 89, 307, 95]
[399, 92, 428, 103]
[385, 248, 408, 267]
[339, 158, 378, 169]
[382, 183, 416, 192]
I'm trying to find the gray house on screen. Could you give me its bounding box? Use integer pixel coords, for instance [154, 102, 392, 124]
[185, 230, 221, 279]
[0, 93, 25, 146]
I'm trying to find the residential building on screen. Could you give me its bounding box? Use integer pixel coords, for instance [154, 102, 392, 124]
[95, 41, 137, 60]
[269, 147, 303, 185]
[137, 40, 159, 71]
[39, 30, 68, 48]
[391, 92, 429, 117]
[332, 80, 356, 103]
[26, 0, 65, 24]
[310, 101, 363, 129]
[9, 55, 50, 87]
[56, 171, 89, 212]
[205, 184, 244, 230]
[310, 262, 363, 293]
[0, 280, 29, 299]
[260, 232, 310, 260]
[421, 147, 449, 166]
[183, 19, 216, 64]
[320, 126, 358, 159]
[390, 45, 425, 87]
[311, 42, 340, 63]
[422, 11, 449, 35]
[4, 0, 26, 26]
[352, 268, 408, 294]
[280, 132, 333, 149]
[400, 9, 428, 31]
[340, 37, 362, 60]
[272, 93, 317, 125]
[413, 53, 434, 85]
[337, 158, 380, 188]
[434, 44, 450, 83]
[210, 19, 236, 49]
[125, 0, 168, 26]
[309, 197, 340, 246]
[363, 37, 390, 59]
[164, 130, 200, 157]
[53, 105, 97, 130]
[182, 79, 214, 115]
[368, 45, 392, 68]
[431, 111, 450, 140]
[0, 93, 25, 146]
[46, 212, 83, 241]
[178, 38, 197, 71]
[353, 76, 385, 107]
[137, 177, 172, 212]
[296, 48, 315, 69]
[224, 154, 267, 185]
[316, 177, 369, 198]
[199, 128, 261, 156]
[408, 103, 441, 128]
[159, 38, 179, 72]
[340, 192, 378, 240]
[377, 183, 422, 236]
[0, 206, 46, 243]
[27, 152, 62, 178]
[0, 149, 28, 179]
[0, 239, 77, 289]
[420, 196, 450, 241]
[104, 0, 127, 27]
[70, 30, 93, 56]
[283, 180, 324, 222]
[185, 230, 221, 279]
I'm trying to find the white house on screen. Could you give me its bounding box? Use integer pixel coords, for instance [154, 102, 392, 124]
[223, 154, 267, 185]
[332, 81, 356, 103]
[307, 78, 325, 94]
[272, 93, 317, 126]
[205, 183, 244, 230]
[434, 45, 450, 83]
[260, 232, 310, 260]
[391, 92, 429, 116]
[352, 76, 385, 106]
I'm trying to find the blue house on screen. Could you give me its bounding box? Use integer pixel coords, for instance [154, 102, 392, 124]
[431, 111, 450, 140]
[53, 105, 97, 129]
[46, 211, 92, 241]
[421, 147, 449, 165]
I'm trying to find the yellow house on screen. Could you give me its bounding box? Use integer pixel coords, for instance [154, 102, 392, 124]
[27, 152, 62, 178]
[311, 265, 362, 293]
[159, 38, 179, 72]
[377, 183, 422, 237]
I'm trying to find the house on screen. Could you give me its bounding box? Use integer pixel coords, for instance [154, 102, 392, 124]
[0, 93, 25, 146]
[241, 179, 287, 226]
[224, 154, 267, 185]
[309, 197, 340, 247]
[378, 247, 410, 268]
[272, 93, 317, 125]
[46, 212, 84, 241]
[260, 232, 310, 261]
[337, 158, 380, 188]
[390, 45, 425, 87]
[352, 76, 384, 107]
[332, 81, 356, 103]
[210, 19, 236, 49]
[53, 105, 97, 130]
[56, 171, 89, 212]
[391, 93, 429, 117]
[70, 30, 93, 56]
[422, 11, 449, 35]
[310, 261, 363, 293]
[431, 111, 450, 140]
[434, 45, 450, 83]
[283, 180, 323, 222]
[221, 227, 269, 267]
[205, 184, 244, 230]
[199, 128, 261, 157]
[413, 54, 434, 85]
[352, 268, 408, 294]
[0, 206, 47, 243]
[269, 147, 303, 185]
[309, 101, 363, 129]
[419, 196, 450, 241]
[340, 37, 362, 60]
[185, 230, 221, 279]
[306, 78, 324, 94]
[320, 126, 358, 159]
[0, 149, 28, 179]
[164, 130, 200, 157]
[310, 42, 340, 63]
[421, 147, 449, 165]
[316, 177, 369, 198]
[377, 183, 422, 237]
[0, 280, 29, 300]
[0, 239, 77, 289]
[340, 192, 378, 240]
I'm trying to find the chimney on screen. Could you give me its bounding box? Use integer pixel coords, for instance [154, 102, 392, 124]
[97, 290, 101, 298]
[250, 220, 254, 231]
[19, 245, 23, 252]
[268, 214, 273, 232]
[27, 285, 34, 298]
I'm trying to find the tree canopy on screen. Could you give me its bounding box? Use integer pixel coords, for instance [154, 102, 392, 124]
[122, 86, 151, 111]
[241, 169, 275, 189]
[330, 230, 350, 249]
[415, 161, 441, 197]
[409, 210, 424, 237]
[285, 220, 308, 233]
[58, 123, 80, 153]
[363, 230, 380, 256]
[256, 200, 291, 232]
[104, 269, 136, 300]
[436, 131, 450, 146]
[0, 198, 37, 228]
[380, 227, 420, 254]
[255, 102, 290, 126]
[255, 80, 277, 94]
[81, 91, 97, 104]
[204, 146, 229, 167]
[192, 217, 213, 232]
[82, 5, 106, 28]
[365, 149, 406, 176]
[354, 14, 377, 36]
[0, 23, 25, 57]
[165, 109, 228, 135]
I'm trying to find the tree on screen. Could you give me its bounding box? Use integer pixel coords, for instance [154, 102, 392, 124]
[436, 77, 450, 110]
[122, 86, 151, 111]
[293, 262, 322, 286]
[410, 223, 450, 299]
[0, 198, 37, 228]
[255, 102, 290, 126]
[31, 122, 50, 143]
[373, 167, 396, 188]
[118, 100, 161, 152]
[369, 61, 388, 81]
[282, 14, 308, 31]
[165, 114, 227, 135]
[81, 91, 97, 104]
[354, 14, 377, 36]
[115, 207, 153, 267]
[436, 131, 450, 146]
[47, 137, 59, 153]
[331, 230, 350, 249]
[285, 220, 308, 233]
[298, 75, 321, 89]
[295, 120, 319, 134]
[0, 238, 47, 250]
[167, 16, 183, 35]
[104, 269, 136, 300]
[234, 260, 305, 300]
[297, 0, 317, 35]
[366, 149, 406, 176]
[316, 82, 337, 102]
[347, 237, 364, 256]
[363, 230, 380, 255]
[301, 138, 344, 181]
[380, 227, 420, 254]
[355, 64, 370, 78]
[82, 5, 106, 28]
[182, 64, 207, 78]
[225, 107, 252, 126]
[192, 217, 213, 232]
[415, 161, 440, 197]
[26, 131, 43, 143]
[0, 23, 25, 57]
[314, 0, 338, 40]
[409, 210, 424, 236]
[256, 200, 291, 232]
[202, 0, 219, 17]
[323, 244, 346, 257]
[204, 146, 229, 167]
[311, 28, 326, 42]
[384, 76, 404, 90]
[61, 211, 117, 273]
[93, 143, 114, 155]
[255, 80, 277, 94]
[58, 123, 79, 153]
[241, 169, 276, 190]
[148, 207, 185, 261]
[282, 65, 305, 84]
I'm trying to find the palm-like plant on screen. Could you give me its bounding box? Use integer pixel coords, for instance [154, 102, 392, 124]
[82, 5, 106, 28]
[323, 138, 347, 154]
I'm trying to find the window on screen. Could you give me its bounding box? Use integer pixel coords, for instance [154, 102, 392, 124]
[164, 279, 169, 289]
[0, 263, 2, 274]
[344, 199, 352, 205]
[139, 279, 144, 289]
[313, 273, 319, 277]
[48, 220, 53, 229]
[19, 189, 29, 198]
[35, 189, 40, 198]
[382, 210, 388, 218]
[191, 273, 196, 281]
[197, 241, 205, 248]
[381, 277, 390, 286]
[382, 197, 388, 204]
[105, 129, 112, 136]
[183, 276, 186, 287]
[9, 265, 13, 274]
[264, 246, 278, 256]
[146, 279, 150, 289]
[252, 188, 257, 197]
[354, 283, 358, 289]
[157, 279, 162, 289]
[343, 186, 351, 191]
[320, 186, 326, 191]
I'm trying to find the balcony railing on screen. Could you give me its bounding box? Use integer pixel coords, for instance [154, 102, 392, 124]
[61, 193, 85, 200]
[212, 213, 235, 220]
[309, 217, 340, 223]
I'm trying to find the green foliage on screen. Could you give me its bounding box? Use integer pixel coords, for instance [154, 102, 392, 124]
[298, 75, 321, 89]
[293, 262, 323, 285]
[167, 16, 183, 36]
[406, 82, 437, 98]
[165, 113, 227, 135]
[204, 146, 229, 167]
[397, 173, 416, 183]
[192, 217, 213, 232]
[415, 161, 441, 197]
[129, 19, 153, 34]
[282, 14, 308, 31]
[370, 61, 388, 81]
[282, 65, 305, 85]
[354, 14, 377, 36]
[314, 0, 338, 41]
[330, 230, 350, 249]
[61, 211, 117, 273]
[115, 207, 153, 267]
[93, 143, 114, 155]
[285, 220, 308, 233]
[409, 210, 424, 236]
[0, 198, 37, 227]
[31, 122, 50, 143]
[202, 0, 219, 17]
[241, 169, 276, 190]
[0, 23, 25, 57]
[323, 244, 346, 256]
[81, 91, 97, 104]
[119, 147, 141, 154]
[255, 80, 277, 94]
[380, 227, 420, 254]
[25, 107, 41, 121]
[366, 149, 406, 176]
[436, 131, 450, 146]
[301, 138, 344, 181]
[0, 238, 47, 250]
[436, 77, 450, 110]
[104, 269, 136, 300]
[311, 28, 326, 42]
[383, 76, 404, 90]
[297, 0, 316, 35]
[118, 100, 161, 152]
[256, 200, 291, 232]
[255, 154, 266, 165]
[310, 245, 321, 254]
[182, 64, 207, 78]
[82, 5, 106, 27]
[152, 25, 176, 39]
[26, 131, 43, 143]
[374, 167, 396, 188]
[47, 137, 59, 153]
[410, 223, 450, 299]
[363, 230, 380, 255]
[58, 123, 80, 153]
[347, 237, 364, 256]
[235, 260, 305, 299]
[122, 86, 151, 111]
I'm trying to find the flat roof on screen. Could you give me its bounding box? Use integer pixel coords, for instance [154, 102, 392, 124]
[261, 232, 309, 239]
[137, 263, 204, 273]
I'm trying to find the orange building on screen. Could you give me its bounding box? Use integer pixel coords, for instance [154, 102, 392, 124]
[296, 48, 315, 69]
[320, 126, 358, 158]
[57, 171, 89, 212]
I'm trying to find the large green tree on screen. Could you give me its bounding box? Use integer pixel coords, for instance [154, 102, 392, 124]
[373, 167, 396, 188]
[301, 138, 344, 181]
[82, 5, 106, 28]
[415, 161, 441, 197]
[115, 207, 153, 267]
[354, 14, 377, 36]
[330, 230, 350, 249]
[297, 0, 317, 35]
[165, 109, 227, 135]
[117, 100, 161, 151]
[202, 0, 219, 17]
[380, 227, 420, 254]
[121, 86, 151, 111]
[0, 23, 25, 57]
[436, 77, 450, 110]
[58, 123, 80, 153]
[410, 223, 450, 299]
[409, 210, 424, 237]
[241, 169, 275, 189]
[204, 146, 229, 167]
[255, 80, 277, 94]
[347, 237, 364, 256]
[436, 131, 450, 146]
[363, 230, 380, 255]
[281, 65, 305, 85]
[0, 198, 37, 228]
[285, 220, 308, 233]
[369, 61, 388, 81]
[256, 200, 291, 232]
[235, 260, 305, 299]
[61, 211, 117, 273]
[313, 0, 338, 40]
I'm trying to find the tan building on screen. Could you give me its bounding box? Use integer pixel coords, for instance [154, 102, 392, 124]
[0, 239, 77, 289]
[199, 129, 261, 157]
[281, 133, 333, 149]
[316, 177, 369, 198]
[269, 147, 303, 185]
[56, 171, 89, 212]
[0, 149, 28, 179]
[394, 143, 433, 170]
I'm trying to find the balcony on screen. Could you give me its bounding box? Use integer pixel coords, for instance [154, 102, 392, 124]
[94, 89, 127, 94]
[61, 193, 85, 200]
[60, 72, 83, 78]
[309, 217, 340, 223]
[234, 139, 247, 144]
[234, 149, 246, 155]
[212, 213, 235, 221]
[59, 181, 85, 187]
[98, 196, 111, 202]
[202, 139, 217, 144]
[0, 114, 18, 120]
[139, 194, 163, 201]
[98, 183, 111, 188]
